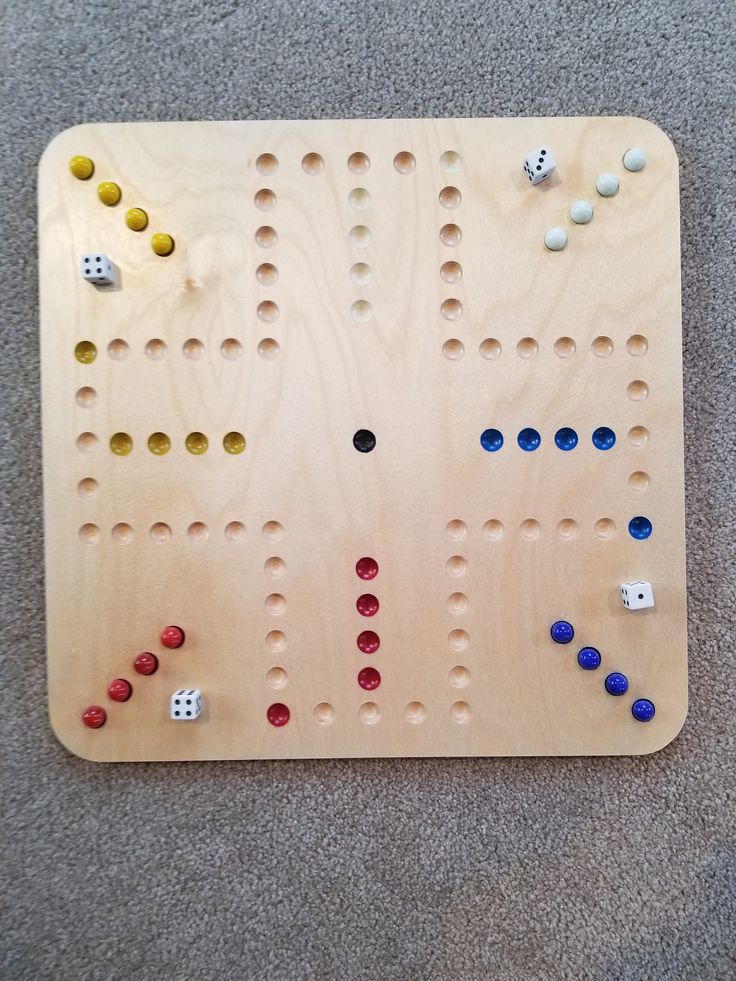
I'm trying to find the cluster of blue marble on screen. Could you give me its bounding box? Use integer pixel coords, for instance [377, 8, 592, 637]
[550, 620, 655, 722]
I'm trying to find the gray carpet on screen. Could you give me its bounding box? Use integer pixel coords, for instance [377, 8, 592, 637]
[1, 1, 734, 978]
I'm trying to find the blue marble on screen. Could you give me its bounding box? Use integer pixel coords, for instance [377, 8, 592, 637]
[577, 647, 601, 670]
[480, 429, 504, 452]
[550, 620, 574, 644]
[632, 698, 656, 722]
[628, 516, 653, 540]
[605, 672, 629, 696]
[592, 426, 616, 450]
[518, 427, 541, 452]
[555, 427, 578, 451]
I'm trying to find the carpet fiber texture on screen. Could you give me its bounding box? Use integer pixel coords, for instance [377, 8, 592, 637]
[1, 1, 734, 978]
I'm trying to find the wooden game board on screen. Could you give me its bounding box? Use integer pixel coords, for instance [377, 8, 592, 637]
[38, 118, 687, 761]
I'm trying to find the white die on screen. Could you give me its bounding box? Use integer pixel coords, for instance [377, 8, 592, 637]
[81, 253, 114, 285]
[523, 146, 556, 185]
[620, 581, 654, 610]
[171, 689, 202, 720]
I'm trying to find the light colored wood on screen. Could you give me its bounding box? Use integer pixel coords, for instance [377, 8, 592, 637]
[38, 117, 687, 761]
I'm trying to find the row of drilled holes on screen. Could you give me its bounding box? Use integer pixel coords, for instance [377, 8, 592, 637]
[443, 335, 649, 359]
[75, 336, 280, 364]
[256, 150, 462, 177]
[78, 520, 284, 544]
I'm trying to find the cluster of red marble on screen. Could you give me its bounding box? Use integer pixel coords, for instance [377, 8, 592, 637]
[82, 625, 185, 728]
[355, 557, 381, 692]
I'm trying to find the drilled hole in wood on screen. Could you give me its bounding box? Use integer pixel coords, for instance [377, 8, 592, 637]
[405, 701, 427, 724]
[519, 518, 542, 541]
[267, 666, 287, 689]
[441, 298, 463, 321]
[556, 518, 579, 540]
[628, 471, 650, 492]
[483, 519, 504, 541]
[265, 593, 286, 615]
[446, 555, 467, 577]
[348, 187, 370, 211]
[627, 334, 648, 356]
[254, 188, 276, 210]
[348, 151, 370, 174]
[517, 337, 538, 359]
[314, 702, 335, 725]
[77, 477, 98, 499]
[221, 338, 242, 360]
[393, 151, 415, 173]
[264, 556, 285, 577]
[439, 223, 461, 246]
[78, 523, 100, 544]
[446, 519, 467, 541]
[256, 263, 278, 285]
[440, 260, 462, 283]
[479, 338, 502, 360]
[440, 150, 462, 173]
[262, 520, 284, 541]
[439, 186, 461, 208]
[442, 339, 464, 361]
[145, 338, 167, 361]
[76, 386, 97, 407]
[627, 426, 650, 447]
[77, 432, 98, 452]
[350, 262, 371, 286]
[225, 521, 246, 541]
[187, 521, 209, 543]
[112, 522, 134, 544]
[183, 338, 205, 361]
[107, 338, 129, 361]
[554, 336, 576, 358]
[449, 665, 470, 688]
[302, 152, 324, 175]
[594, 517, 617, 540]
[447, 592, 469, 614]
[149, 522, 172, 543]
[448, 629, 469, 652]
[591, 336, 614, 358]
[627, 379, 649, 401]
[257, 337, 280, 360]
[255, 226, 278, 248]
[359, 701, 380, 725]
[351, 300, 373, 324]
[450, 701, 471, 723]
[256, 153, 278, 175]
[349, 225, 371, 248]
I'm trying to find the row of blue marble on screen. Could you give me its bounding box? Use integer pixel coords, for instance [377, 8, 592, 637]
[481, 426, 617, 452]
[550, 619, 655, 722]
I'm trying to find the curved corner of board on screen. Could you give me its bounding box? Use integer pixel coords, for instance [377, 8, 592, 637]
[48, 708, 112, 764]
[626, 115, 681, 171]
[38, 122, 106, 190]
[634, 701, 689, 757]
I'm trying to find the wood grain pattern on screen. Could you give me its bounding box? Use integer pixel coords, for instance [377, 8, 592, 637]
[39, 117, 686, 761]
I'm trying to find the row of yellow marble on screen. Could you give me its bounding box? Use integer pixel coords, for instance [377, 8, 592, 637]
[69, 155, 174, 257]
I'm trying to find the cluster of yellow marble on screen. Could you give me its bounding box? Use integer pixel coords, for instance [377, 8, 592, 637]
[68, 155, 175, 256]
